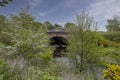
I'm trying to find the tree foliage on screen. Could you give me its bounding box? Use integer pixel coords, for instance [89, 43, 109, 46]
[0, 59, 12, 80]
[43, 21, 53, 30]
[0, 7, 54, 80]
[64, 22, 76, 30]
[67, 12, 102, 73]
[43, 21, 62, 30]
[53, 24, 61, 28]
[102, 32, 120, 43]
[0, 0, 13, 7]
[106, 16, 120, 31]
[0, 15, 8, 31]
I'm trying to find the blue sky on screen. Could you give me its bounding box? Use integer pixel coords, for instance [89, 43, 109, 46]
[0, 0, 120, 31]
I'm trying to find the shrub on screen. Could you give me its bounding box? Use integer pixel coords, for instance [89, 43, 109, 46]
[103, 64, 120, 80]
[111, 42, 120, 47]
[102, 32, 120, 43]
[12, 28, 52, 60]
[0, 59, 11, 80]
[31, 49, 53, 67]
[102, 40, 111, 47]
[0, 32, 13, 46]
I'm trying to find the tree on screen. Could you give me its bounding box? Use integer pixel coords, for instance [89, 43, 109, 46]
[43, 21, 53, 30]
[0, 0, 13, 7]
[8, 6, 37, 30]
[0, 15, 8, 31]
[19, 6, 35, 29]
[106, 16, 120, 31]
[53, 24, 61, 28]
[64, 22, 76, 29]
[102, 32, 120, 43]
[0, 6, 54, 80]
[67, 12, 102, 74]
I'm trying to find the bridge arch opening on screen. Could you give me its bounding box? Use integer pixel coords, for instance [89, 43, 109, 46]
[50, 36, 68, 57]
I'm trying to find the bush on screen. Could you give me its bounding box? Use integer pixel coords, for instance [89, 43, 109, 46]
[101, 47, 120, 65]
[103, 64, 120, 80]
[0, 32, 13, 46]
[102, 32, 120, 43]
[12, 28, 52, 60]
[102, 40, 111, 47]
[0, 59, 11, 80]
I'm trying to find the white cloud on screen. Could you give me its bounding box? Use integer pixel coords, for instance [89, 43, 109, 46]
[87, 0, 120, 31]
[28, 0, 42, 7]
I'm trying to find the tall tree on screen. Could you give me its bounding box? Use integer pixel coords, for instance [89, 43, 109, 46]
[43, 21, 53, 30]
[19, 6, 35, 29]
[53, 24, 61, 28]
[67, 12, 102, 74]
[106, 16, 120, 31]
[64, 22, 76, 29]
[8, 6, 35, 29]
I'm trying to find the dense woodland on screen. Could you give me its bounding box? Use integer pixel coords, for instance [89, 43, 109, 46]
[0, 3, 120, 80]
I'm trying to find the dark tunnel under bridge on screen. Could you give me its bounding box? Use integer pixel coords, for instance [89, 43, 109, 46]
[50, 36, 68, 57]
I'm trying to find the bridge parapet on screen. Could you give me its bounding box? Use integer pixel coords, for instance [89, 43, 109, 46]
[47, 28, 69, 40]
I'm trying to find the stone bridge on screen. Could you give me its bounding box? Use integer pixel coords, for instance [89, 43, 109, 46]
[47, 28, 69, 57]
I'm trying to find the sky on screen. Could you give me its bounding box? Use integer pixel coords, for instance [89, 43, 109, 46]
[0, 0, 120, 31]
